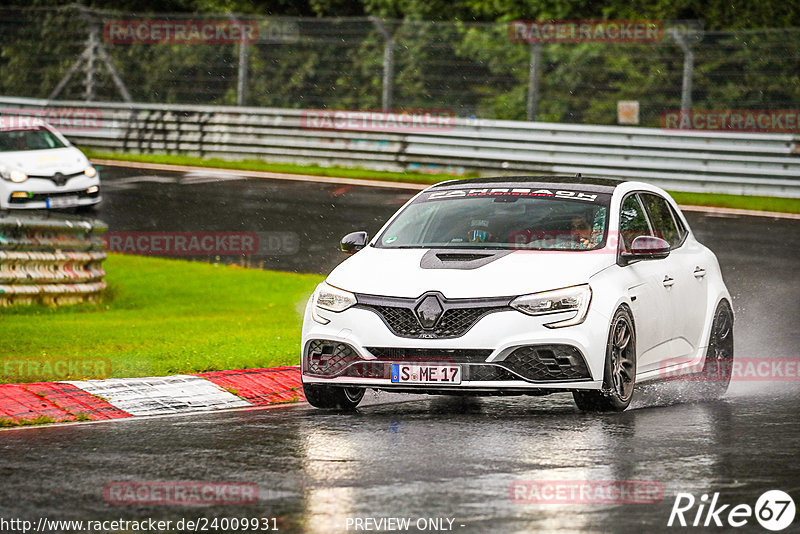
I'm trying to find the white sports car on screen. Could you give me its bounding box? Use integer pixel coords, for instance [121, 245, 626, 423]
[301, 176, 734, 412]
[0, 117, 101, 210]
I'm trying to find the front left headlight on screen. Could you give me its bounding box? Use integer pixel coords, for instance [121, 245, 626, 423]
[511, 284, 592, 328]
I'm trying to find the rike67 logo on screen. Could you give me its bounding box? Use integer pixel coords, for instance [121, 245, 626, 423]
[668, 490, 795, 531]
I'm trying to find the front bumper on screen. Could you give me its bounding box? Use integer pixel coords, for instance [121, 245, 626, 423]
[301, 299, 610, 392]
[1, 175, 101, 209]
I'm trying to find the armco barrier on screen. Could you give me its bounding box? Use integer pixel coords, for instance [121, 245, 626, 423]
[0, 215, 107, 306]
[0, 96, 798, 197]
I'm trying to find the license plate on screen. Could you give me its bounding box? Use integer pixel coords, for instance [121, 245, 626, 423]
[391, 364, 461, 384]
[46, 196, 79, 208]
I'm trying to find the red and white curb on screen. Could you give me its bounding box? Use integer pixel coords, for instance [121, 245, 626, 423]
[0, 366, 305, 426]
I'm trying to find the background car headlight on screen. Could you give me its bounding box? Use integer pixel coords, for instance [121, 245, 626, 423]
[511, 284, 592, 328]
[315, 282, 357, 313]
[84, 166, 97, 178]
[1, 168, 28, 183]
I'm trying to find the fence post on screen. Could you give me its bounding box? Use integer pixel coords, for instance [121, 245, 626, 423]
[526, 43, 542, 121]
[670, 29, 695, 118]
[372, 18, 395, 111]
[237, 35, 249, 106]
[84, 26, 98, 101]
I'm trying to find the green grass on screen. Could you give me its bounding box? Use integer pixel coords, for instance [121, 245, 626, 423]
[666, 191, 800, 214]
[84, 149, 800, 214]
[1, 254, 323, 383]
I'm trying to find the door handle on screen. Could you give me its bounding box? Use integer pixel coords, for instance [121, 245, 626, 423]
[663, 275, 675, 287]
[693, 266, 706, 278]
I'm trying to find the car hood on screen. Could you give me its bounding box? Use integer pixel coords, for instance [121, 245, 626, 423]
[0, 147, 89, 176]
[326, 246, 616, 299]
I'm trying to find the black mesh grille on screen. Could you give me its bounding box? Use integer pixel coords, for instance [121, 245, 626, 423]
[366, 348, 492, 363]
[498, 345, 590, 381]
[369, 305, 500, 338]
[305, 340, 361, 377]
[464, 365, 517, 381]
[342, 362, 391, 379]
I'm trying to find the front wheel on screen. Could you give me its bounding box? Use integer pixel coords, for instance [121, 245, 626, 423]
[695, 300, 734, 400]
[303, 382, 365, 410]
[573, 307, 637, 412]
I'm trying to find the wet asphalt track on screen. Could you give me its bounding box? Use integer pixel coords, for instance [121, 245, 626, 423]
[1, 164, 799, 533]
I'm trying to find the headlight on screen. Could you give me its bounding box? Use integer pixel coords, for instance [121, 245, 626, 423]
[1, 168, 28, 183]
[84, 166, 97, 178]
[314, 282, 357, 313]
[511, 284, 592, 328]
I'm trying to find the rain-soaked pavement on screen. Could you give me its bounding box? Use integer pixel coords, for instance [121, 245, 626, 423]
[1, 164, 798, 533]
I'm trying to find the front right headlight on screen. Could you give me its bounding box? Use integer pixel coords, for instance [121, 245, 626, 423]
[314, 282, 357, 313]
[510, 284, 592, 328]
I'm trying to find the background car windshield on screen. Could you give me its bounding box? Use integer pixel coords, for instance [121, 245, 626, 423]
[377, 191, 610, 250]
[0, 127, 66, 151]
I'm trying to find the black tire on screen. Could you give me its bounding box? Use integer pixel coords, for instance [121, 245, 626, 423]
[303, 382, 365, 410]
[573, 306, 637, 412]
[695, 300, 734, 399]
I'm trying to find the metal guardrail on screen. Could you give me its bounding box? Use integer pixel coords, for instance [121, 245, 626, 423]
[0, 215, 107, 306]
[1, 96, 799, 197]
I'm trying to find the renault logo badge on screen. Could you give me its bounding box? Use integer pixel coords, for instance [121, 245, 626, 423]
[415, 295, 444, 330]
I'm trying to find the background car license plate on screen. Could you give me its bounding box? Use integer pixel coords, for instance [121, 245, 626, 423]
[391, 364, 461, 384]
[46, 196, 79, 208]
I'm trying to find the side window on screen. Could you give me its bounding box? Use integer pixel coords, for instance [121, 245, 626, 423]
[640, 193, 680, 247]
[670, 205, 688, 240]
[619, 194, 651, 251]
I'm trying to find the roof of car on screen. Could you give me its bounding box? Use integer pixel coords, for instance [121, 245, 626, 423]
[431, 175, 624, 193]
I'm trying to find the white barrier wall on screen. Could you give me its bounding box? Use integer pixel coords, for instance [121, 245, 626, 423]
[1, 96, 798, 197]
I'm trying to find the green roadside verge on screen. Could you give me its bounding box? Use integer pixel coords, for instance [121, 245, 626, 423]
[1, 254, 322, 384]
[84, 149, 800, 215]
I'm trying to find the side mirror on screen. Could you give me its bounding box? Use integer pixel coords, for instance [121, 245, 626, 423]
[340, 231, 368, 254]
[621, 235, 670, 264]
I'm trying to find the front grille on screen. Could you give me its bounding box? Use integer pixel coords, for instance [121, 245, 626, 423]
[28, 171, 84, 186]
[366, 347, 492, 363]
[497, 345, 591, 381]
[363, 302, 507, 338]
[356, 292, 512, 340]
[8, 189, 99, 204]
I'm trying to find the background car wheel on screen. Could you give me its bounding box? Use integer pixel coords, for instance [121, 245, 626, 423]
[573, 306, 637, 412]
[303, 382, 365, 410]
[695, 300, 734, 400]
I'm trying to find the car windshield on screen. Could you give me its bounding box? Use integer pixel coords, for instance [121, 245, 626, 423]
[376, 187, 611, 250]
[0, 127, 66, 152]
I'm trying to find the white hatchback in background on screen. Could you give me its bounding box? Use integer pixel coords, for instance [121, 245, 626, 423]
[301, 176, 734, 412]
[0, 117, 101, 210]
